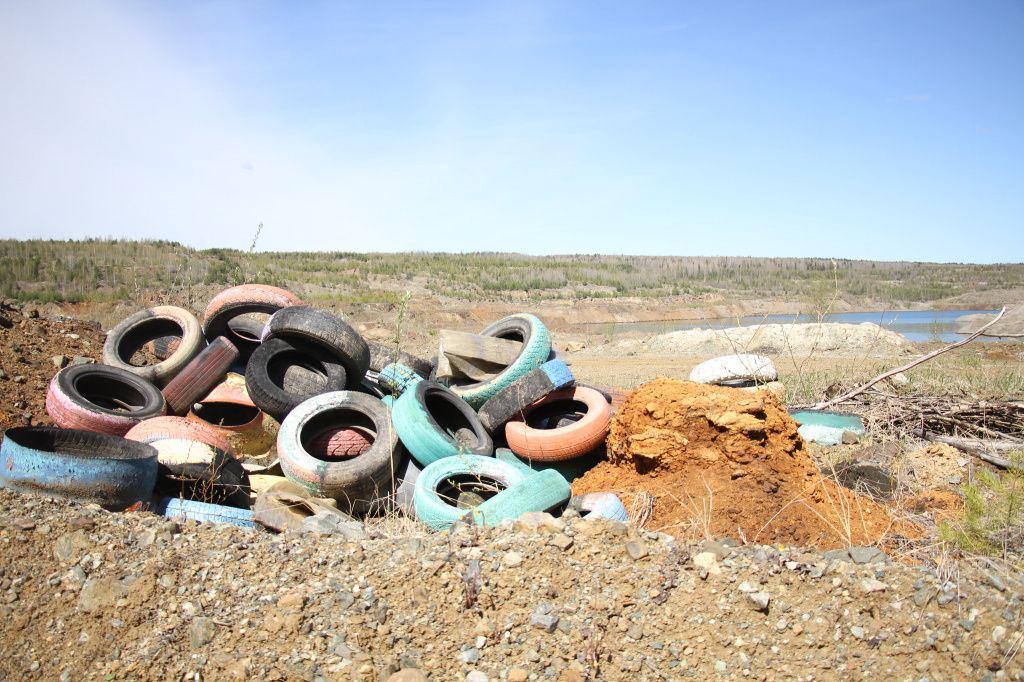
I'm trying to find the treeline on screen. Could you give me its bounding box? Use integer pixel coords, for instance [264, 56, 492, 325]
[1, 239, 1022, 306]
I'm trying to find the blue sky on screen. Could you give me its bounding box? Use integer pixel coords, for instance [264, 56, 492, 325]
[1, 1, 1021, 262]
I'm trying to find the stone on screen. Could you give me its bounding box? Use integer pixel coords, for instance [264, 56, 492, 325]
[714, 660, 727, 673]
[466, 672, 488, 682]
[189, 617, 216, 648]
[508, 669, 529, 682]
[625, 541, 648, 561]
[503, 551, 523, 568]
[530, 613, 559, 633]
[277, 591, 306, 611]
[387, 670, 428, 682]
[69, 356, 96, 367]
[986, 573, 1007, 592]
[54, 530, 91, 564]
[850, 625, 865, 640]
[550, 534, 574, 551]
[515, 512, 565, 533]
[992, 625, 1007, 644]
[841, 430, 859, 444]
[52, 355, 68, 369]
[301, 513, 366, 540]
[700, 540, 733, 560]
[461, 648, 480, 664]
[859, 578, 887, 594]
[848, 547, 886, 564]
[913, 588, 934, 608]
[823, 549, 850, 562]
[692, 552, 721, 576]
[745, 591, 770, 613]
[78, 577, 126, 613]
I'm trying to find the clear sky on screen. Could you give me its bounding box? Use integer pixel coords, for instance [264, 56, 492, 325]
[1, 1, 1021, 262]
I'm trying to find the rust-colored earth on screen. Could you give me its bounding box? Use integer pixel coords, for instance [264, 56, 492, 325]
[574, 378, 917, 549]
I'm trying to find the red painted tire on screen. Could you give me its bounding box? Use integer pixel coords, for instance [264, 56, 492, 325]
[45, 365, 167, 436]
[504, 386, 611, 462]
[124, 416, 236, 458]
[144, 336, 181, 361]
[161, 337, 240, 415]
[103, 306, 206, 387]
[308, 426, 374, 459]
[203, 284, 302, 358]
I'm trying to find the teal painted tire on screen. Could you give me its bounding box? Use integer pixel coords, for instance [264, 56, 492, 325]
[378, 362, 424, 398]
[413, 455, 525, 530]
[392, 381, 492, 467]
[448, 314, 551, 409]
[469, 468, 571, 527]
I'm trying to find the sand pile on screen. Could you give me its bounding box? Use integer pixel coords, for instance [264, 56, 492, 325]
[574, 378, 912, 548]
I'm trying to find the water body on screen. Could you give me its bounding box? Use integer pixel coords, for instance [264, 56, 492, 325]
[591, 310, 1009, 343]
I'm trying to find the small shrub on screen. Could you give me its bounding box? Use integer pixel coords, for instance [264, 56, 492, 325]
[940, 452, 1024, 560]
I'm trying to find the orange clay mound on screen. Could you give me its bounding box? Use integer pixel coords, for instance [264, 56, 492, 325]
[574, 378, 917, 548]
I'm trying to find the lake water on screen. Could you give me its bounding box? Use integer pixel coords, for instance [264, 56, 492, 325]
[591, 309, 1009, 343]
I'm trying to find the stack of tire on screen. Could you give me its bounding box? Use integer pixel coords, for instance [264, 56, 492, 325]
[3, 285, 622, 530]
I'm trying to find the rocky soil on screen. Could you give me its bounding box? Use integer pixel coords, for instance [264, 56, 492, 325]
[0, 490, 1022, 681]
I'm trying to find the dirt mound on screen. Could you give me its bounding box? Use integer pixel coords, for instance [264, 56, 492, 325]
[0, 301, 106, 432]
[957, 304, 1024, 337]
[574, 378, 912, 548]
[607, 322, 909, 357]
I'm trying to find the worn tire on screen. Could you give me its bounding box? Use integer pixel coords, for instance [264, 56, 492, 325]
[263, 306, 369, 390]
[124, 416, 235, 458]
[245, 337, 348, 421]
[392, 381, 492, 467]
[477, 359, 574, 433]
[569, 492, 628, 521]
[278, 391, 400, 513]
[504, 386, 611, 462]
[0, 426, 158, 510]
[469, 468, 571, 526]
[161, 337, 240, 415]
[151, 496, 255, 528]
[366, 341, 433, 378]
[103, 306, 206, 386]
[203, 284, 302, 358]
[413, 455, 525, 530]
[46, 364, 167, 436]
[377, 362, 424, 398]
[445, 314, 551, 409]
[689, 354, 778, 385]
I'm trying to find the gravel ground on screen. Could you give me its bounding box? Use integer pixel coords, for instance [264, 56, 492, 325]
[0, 490, 1021, 681]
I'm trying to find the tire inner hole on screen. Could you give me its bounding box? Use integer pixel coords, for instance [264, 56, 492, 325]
[425, 391, 477, 443]
[119, 318, 185, 367]
[269, 352, 330, 393]
[72, 374, 147, 413]
[192, 401, 260, 427]
[524, 399, 588, 429]
[301, 407, 377, 461]
[436, 474, 506, 509]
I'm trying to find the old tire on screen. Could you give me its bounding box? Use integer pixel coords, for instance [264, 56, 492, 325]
[689, 354, 778, 385]
[378, 362, 424, 398]
[203, 284, 302, 359]
[569, 492, 628, 521]
[0, 426, 157, 510]
[367, 341, 433, 378]
[448, 314, 551, 408]
[151, 496, 255, 528]
[469, 468, 571, 526]
[103, 306, 206, 386]
[124, 416, 235, 458]
[413, 455, 525, 531]
[391, 381, 492, 467]
[504, 386, 611, 462]
[245, 337, 348, 421]
[476, 359, 574, 433]
[263, 306, 370, 390]
[161, 337, 240, 415]
[46, 364, 167, 436]
[278, 391, 400, 513]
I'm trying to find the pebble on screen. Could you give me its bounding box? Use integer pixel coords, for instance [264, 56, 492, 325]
[550, 534, 574, 551]
[848, 546, 886, 564]
[745, 591, 771, 613]
[188, 617, 215, 648]
[992, 625, 1007, 644]
[625, 541, 648, 560]
[692, 552, 721, 576]
[850, 625, 865, 639]
[530, 613, 559, 633]
[714, 660, 727, 673]
[508, 669, 529, 682]
[466, 672, 488, 682]
[503, 551, 523, 568]
[859, 578, 887, 594]
[387, 670, 428, 682]
[461, 648, 480, 664]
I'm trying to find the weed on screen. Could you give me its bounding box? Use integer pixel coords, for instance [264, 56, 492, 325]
[940, 451, 1024, 561]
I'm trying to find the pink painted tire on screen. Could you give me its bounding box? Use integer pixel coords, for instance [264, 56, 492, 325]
[278, 391, 399, 513]
[203, 284, 302, 358]
[125, 416, 236, 458]
[161, 337, 239, 415]
[504, 386, 611, 462]
[46, 365, 167, 436]
[103, 306, 206, 387]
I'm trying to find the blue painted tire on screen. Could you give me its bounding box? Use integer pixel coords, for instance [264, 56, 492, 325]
[469, 468, 571, 527]
[448, 314, 552, 409]
[392, 381, 493, 467]
[151, 496, 256, 528]
[570, 492, 628, 521]
[413, 455, 525, 531]
[0, 427, 158, 510]
[378, 363, 424, 398]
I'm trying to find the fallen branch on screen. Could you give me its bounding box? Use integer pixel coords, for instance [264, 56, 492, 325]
[802, 307, 1007, 411]
[924, 432, 1014, 470]
[927, 435, 1023, 452]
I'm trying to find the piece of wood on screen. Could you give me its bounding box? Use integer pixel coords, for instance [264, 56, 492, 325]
[446, 355, 504, 382]
[802, 307, 1007, 411]
[928, 435, 1023, 453]
[924, 432, 1014, 470]
[439, 330, 523, 366]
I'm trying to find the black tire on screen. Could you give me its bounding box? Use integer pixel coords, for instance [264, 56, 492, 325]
[366, 340, 433, 378]
[245, 337, 348, 421]
[154, 449, 252, 509]
[263, 307, 370, 390]
[46, 364, 167, 436]
[161, 337, 240, 415]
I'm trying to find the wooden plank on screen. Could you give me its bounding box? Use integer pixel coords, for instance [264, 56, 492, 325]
[439, 330, 523, 366]
[446, 355, 504, 382]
